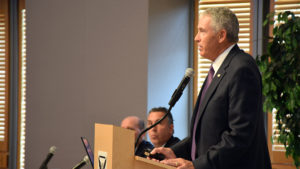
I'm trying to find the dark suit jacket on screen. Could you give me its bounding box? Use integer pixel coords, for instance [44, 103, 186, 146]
[164, 136, 180, 148]
[171, 45, 271, 169]
[135, 140, 154, 158]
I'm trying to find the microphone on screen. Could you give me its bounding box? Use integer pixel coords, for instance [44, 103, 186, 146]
[72, 155, 89, 169]
[39, 146, 56, 169]
[168, 68, 194, 107]
[134, 68, 194, 150]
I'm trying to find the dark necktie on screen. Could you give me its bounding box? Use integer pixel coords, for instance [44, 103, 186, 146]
[191, 65, 215, 160]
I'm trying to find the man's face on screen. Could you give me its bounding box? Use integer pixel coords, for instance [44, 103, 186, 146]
[194, 14, 220, 61]
[147, 111, 173, 147]
[121, 117, 141, 141]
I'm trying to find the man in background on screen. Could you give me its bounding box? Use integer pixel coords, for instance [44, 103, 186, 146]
[121, 116, 153, 158]
[147, 107, 180, 148]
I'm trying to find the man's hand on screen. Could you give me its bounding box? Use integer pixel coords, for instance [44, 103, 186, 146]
[161, 158, 195, 169]
[149, 148, 194, 169]
[150, 147, 176, 160]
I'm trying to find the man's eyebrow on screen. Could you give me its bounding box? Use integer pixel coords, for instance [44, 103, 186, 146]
[154, 119, 160, 123]
[199, 27, 205, 31]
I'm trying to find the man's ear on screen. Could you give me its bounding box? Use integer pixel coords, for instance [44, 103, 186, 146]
[169, 124, 174, 135]
[218, 29, 227, 43]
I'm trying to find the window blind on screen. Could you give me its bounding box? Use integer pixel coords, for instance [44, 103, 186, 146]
[195, 0, 252, 94]
[0, 0, 10, 168]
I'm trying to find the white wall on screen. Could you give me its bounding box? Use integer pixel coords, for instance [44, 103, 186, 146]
[26, 0, 148, 168]
[148, 0, 191, 139]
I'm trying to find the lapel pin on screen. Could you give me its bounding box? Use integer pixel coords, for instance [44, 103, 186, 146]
[217, 74, 221, 77]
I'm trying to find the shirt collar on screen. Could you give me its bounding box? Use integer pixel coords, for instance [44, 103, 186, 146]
[212, 44, 235, 76]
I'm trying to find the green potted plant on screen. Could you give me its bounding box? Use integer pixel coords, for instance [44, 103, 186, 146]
[257, 11, 300, 168]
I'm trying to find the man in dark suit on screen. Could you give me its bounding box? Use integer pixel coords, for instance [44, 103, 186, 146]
[150, 7, 271, 169]
[147, 107, 180, 148]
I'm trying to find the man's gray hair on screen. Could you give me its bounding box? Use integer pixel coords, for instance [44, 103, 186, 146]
[201, 7, 239, 43]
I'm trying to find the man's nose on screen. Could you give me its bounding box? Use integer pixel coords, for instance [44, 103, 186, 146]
[151, 125, 157, 131]
[194, 33, 200, 42]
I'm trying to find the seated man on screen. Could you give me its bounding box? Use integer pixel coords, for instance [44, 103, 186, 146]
[121, 116, 154, 158]
[147, 107, 180, 148]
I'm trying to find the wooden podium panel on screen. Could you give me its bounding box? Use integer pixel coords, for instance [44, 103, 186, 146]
[135, 156, 177, 169]
[94, 123, 176, 169]
[94, 123, 134, 169]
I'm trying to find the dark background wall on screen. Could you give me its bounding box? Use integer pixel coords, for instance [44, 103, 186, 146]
[26, 0, 191, 168]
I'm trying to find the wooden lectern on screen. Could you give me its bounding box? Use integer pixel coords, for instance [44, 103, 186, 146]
[94, 123, 176, 169]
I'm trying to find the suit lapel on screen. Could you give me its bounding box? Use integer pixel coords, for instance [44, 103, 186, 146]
[194, 45, 240, 126]
[196, 69, 226, 118]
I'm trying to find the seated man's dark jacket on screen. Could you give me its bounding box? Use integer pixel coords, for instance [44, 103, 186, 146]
[164, 135, 180, 148]
[135, 140, 154, 158]
[136, 136, 179, 158]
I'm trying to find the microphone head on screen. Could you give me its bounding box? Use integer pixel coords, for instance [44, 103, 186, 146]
[185, 68, 194, 78]
[83, 155, 90, 164]
[49, 146, 57, 154]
